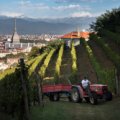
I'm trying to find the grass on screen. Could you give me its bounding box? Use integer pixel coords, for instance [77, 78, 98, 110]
[0, 112, 12, 120]
[1, 97, 120, 120]
[31, 97, 120, 120]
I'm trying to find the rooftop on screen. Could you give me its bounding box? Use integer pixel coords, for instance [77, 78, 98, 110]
[61, 31, 90, 39]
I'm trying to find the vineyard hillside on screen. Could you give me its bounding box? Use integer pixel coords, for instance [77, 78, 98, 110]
[0, 38, 119, 120]
[41, 40, 115, 87]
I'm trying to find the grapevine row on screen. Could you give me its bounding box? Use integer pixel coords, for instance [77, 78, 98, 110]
[55, 44, 64, 80]
[39, 49, 56, 78]
[26, 57, 37, 67]
[71, 42, 77, 74]
[69, 42, 78, 83]
[28, 52, 47, 77]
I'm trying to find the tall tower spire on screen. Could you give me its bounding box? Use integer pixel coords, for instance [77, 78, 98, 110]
[14, 17, 17, 32]
[11, 18, 20, 43]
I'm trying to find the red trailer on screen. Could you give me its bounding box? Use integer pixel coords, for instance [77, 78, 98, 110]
[42, 83, 112, 105]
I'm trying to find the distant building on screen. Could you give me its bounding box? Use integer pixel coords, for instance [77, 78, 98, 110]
[61, 30, 90, 47]
[0, 58, 5, 63]
[5, 18, 35, 51]
[0, 42, 5, 51]
[0, 50, 11, 57]
[0, 63, 9, 71]
[7, 57, 19, 66]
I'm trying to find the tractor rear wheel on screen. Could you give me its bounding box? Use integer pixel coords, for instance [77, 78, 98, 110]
[71, 87, 82, 103]
[90, 92, 98, 105]
[103, 91, 112, 101]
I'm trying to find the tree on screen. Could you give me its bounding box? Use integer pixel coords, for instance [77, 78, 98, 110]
[28, 46, 40, 59]
[91, 7, 120, 34]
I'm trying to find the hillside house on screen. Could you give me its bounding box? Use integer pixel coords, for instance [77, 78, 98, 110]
[61, 31, 90, 47]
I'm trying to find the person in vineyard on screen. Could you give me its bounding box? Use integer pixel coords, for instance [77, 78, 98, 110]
[81, 76, 92, 97]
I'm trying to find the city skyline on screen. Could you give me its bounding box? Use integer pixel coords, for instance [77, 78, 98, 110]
[0, 0, 120, 18]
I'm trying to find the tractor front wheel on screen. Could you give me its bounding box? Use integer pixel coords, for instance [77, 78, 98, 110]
[49, 93, 60, 101]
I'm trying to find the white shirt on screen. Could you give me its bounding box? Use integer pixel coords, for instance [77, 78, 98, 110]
[81, 79, 90, 88]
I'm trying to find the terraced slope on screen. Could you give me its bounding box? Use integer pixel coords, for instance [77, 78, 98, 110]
[88, 40, 114, 69]
[76, 44, 98, 83]
[39, 40, 116, 85]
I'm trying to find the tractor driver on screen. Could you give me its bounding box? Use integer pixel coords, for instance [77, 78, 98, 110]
[81, 76, 92, 97]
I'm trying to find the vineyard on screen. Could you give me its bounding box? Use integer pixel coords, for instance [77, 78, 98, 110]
[0, 33, 120, 119]
[0, 5, 120, 120]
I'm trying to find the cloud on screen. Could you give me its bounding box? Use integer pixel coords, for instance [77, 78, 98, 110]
[54, 0, 100, 3]
[19, 1, 49, 10]
[54, 4, 80, 10]
[112, 0, 120, 1]
[14, 0, 102, 18]
[54, 0, 80, 3]
[0, 12, 23, 17]
[19, 2, 90, 11]
[71, 11, 102, 17]
[19, 0, 31, 6]
[71, 12, 93, 17]
[52, 4, 88, 11]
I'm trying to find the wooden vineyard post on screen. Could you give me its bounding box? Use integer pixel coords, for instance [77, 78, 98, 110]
[35, 71, 44, 107]
[19, 58, 30, 120]
[115, 68, 120, 96]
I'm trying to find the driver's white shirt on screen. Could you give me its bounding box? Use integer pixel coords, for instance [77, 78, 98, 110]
[81, 79, 90, 88]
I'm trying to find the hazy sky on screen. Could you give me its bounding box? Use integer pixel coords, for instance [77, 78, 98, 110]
[0, 0, 119, 18]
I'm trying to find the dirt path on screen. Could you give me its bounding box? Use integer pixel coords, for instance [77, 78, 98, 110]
[88, 40, 114, 69]
[76, 44, 98, 83]
[60, 47, 72, 84]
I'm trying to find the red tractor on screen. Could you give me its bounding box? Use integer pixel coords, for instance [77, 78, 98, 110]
[42, 84, 112, 105]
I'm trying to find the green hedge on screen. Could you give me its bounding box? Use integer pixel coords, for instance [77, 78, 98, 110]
[0, 65, 30, 119]
[90, 33, 120, 70]
[100, 29, 120, 45]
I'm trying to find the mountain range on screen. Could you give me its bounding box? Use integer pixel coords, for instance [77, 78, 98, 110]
[0, 16, 96, 35]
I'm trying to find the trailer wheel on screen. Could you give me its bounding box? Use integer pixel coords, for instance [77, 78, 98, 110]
[49, 93, 60, 101]
[71, 87, 82, 103]
[90, 92, 98, 105]
[68, 96, 72, 102]
[103, 91, 112, 101]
